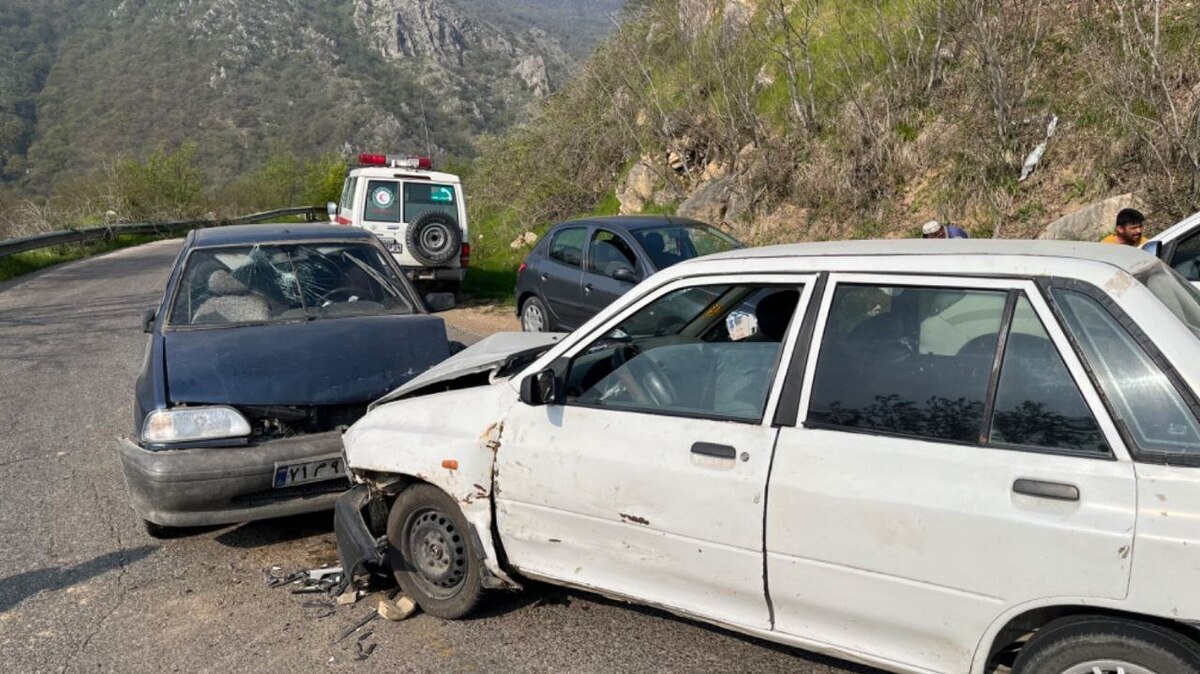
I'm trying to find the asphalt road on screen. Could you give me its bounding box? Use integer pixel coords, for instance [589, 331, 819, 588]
[0, 240, 874, 674]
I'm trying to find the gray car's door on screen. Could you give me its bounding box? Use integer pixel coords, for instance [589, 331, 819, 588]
[539, 226, 589, 328]
[580, 227, 643, 317]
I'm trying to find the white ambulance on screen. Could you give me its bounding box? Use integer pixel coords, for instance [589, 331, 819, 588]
[329, 154, 469, 287]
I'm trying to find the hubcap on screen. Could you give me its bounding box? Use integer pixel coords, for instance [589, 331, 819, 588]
[421, 226, 450, 255]
[1062, 660, 1156, 674]
[522, 302, 545, 332]
[405, 508, 466, 599]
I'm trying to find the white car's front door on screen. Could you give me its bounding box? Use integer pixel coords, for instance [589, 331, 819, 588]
[766, 275, 1137, 673]
[496, 277, 815, 630]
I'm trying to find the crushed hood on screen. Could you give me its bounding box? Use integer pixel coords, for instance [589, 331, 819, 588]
[163, 315, 450, 406]
[371, 331, 565, 408]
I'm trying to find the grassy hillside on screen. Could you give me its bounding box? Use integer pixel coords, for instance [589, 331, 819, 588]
[462, 0, 1200, 296]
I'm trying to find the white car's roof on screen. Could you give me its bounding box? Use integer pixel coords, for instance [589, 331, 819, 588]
[347, 166, 462, 183]
[675, 238, 1158, 278]
[1150, 210, 1200, 244]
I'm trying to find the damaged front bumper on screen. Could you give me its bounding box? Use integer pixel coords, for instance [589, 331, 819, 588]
[117, 431, 348, 527]
[334, 484, 388, 587]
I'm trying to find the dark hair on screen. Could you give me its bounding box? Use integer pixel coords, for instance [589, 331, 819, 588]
[1116, 208, 1145, 228]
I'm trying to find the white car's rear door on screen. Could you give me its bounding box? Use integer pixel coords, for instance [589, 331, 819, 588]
[766, 274, 1137, 673]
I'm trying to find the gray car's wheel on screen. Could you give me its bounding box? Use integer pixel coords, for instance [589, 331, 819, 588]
[521, 295, 549, 332]
[1013, 615, 1200, 674]
[386, 484, 484, 619]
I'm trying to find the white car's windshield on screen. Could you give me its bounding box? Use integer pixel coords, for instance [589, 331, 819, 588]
[1139, 263, 1200, 340]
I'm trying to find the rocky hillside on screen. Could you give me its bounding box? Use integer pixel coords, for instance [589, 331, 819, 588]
[0, 0, 623, 194]
[467, 0, 1200, 287]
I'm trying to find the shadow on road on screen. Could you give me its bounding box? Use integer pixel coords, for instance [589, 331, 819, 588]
[0, 546, 156, 612]
[214, 511, 335, 549]
[474, 580, 886, 673]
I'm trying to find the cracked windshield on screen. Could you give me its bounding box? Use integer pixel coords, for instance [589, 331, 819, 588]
[169, 243, 413, 325]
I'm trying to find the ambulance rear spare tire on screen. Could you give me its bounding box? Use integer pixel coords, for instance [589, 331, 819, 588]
[406, 211, 462, 266]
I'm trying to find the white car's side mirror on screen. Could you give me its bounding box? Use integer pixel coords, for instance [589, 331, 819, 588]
[520, 369, 558, 406]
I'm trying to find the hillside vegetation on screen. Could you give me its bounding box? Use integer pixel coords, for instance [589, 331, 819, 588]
[0, 0, 624, 239]
[465, 0, 1200, 292]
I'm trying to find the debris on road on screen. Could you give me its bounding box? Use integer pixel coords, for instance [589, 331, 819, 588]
[378, 595, 418, 621]
[336, 589, 361, 606]
[264, 564, 345, 595]
[334, 609, 379, 644]
[353, 640, 377, 661]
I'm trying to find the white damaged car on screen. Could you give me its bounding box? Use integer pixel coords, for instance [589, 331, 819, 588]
[335, 240, 1200, 674]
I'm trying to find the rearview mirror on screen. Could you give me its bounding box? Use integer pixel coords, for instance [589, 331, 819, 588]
[326, 202, 337, 222]
[141, 308, 156, 334]
[519, 369, 559, 406]
[611, 266, 639, 284]
[424, 292, 456, 312]
[1141, 240, 1163, 259]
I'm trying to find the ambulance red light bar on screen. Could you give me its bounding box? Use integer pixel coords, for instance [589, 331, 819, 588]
[358, 153, 432, 170]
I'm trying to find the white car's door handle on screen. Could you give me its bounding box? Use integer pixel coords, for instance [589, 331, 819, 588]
[1013, 478, 1079, 501]
[691, 442, 736, 460]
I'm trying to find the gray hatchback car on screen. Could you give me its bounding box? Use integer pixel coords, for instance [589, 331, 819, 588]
[514, 215, 742, 332]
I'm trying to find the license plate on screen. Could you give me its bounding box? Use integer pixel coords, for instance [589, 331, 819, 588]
[380, 237, 401, 253]
[273, 454, 345, 488]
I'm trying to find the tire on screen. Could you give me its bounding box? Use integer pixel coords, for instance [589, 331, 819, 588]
[520, 295, 550, 332]
[1013, 615, 1200, 674]
[405, 211, 462, 266]
[386, 484, 484, 619]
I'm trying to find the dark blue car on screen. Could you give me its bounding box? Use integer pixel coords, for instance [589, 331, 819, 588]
[514, 215, 742, 332]
[119, 224, 456, 536]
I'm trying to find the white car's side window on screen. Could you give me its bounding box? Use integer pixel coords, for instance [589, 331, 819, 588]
[1053, 287, 1200, 456]
[807, 282, 1108, 455]
[562, 283, 803, 423]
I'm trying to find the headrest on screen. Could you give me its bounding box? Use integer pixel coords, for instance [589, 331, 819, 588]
[755, 289, 800, 341]
[208, 270, 251, 295]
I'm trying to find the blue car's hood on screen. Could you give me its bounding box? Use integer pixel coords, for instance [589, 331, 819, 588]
[162, 314, 449, 406]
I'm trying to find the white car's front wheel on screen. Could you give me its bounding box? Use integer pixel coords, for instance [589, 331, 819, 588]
[386, 484, 484, 619]
[1012, 616, 1200, 674]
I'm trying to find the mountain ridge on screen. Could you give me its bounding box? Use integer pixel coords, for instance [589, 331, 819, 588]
[0, 0, 623, 194]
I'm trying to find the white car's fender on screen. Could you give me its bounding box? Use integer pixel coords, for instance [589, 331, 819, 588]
[342, 379, 521, 587]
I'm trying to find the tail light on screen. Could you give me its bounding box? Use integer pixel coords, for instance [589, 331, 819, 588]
[518, 261, 527, 274]
[460, 243, 471, 268]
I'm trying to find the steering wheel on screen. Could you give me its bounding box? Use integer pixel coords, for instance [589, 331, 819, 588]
[317, 287, 361, 304]
[611, 344, 679, 407]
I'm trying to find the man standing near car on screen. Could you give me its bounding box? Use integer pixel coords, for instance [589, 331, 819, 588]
[921, 220, 969, 239]
[1101, 208, 1149, 246]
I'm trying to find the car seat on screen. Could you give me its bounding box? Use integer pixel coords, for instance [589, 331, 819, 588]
[590, 241, 633, 276]
[191, 269, 271, 325]
[752, 289, 800, 341]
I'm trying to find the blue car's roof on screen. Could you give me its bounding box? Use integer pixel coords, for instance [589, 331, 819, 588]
[549, 215, 711, 232]
[189, 223, 375, 248]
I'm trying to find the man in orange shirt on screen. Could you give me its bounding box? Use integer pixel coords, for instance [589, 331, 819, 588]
[1101, 208, 1148, 246]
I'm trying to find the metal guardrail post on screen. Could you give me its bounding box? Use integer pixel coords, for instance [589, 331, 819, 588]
[0, 206, 325, 260]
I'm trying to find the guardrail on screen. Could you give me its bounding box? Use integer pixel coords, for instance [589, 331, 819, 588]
[0, 206, 327, 259]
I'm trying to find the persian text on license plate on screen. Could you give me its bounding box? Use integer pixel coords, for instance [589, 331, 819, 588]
[273, 454, 345, 488]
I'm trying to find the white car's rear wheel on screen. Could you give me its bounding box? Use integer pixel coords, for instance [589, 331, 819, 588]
[1012, 616, 1200, 674]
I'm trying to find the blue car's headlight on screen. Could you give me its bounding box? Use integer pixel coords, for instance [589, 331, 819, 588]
[142, 406, 251, 444]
